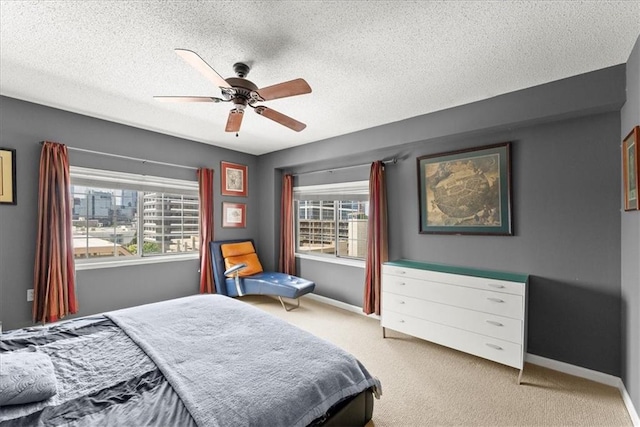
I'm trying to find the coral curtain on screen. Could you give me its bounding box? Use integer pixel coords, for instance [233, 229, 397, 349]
[363, 161, 388, 315]
[198, 168, 215, 293]
[278, 174, 296, 275]
[33, 141, 78, 324]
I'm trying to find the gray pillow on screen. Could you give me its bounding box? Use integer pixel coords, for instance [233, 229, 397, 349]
[0, 350, 57, 406]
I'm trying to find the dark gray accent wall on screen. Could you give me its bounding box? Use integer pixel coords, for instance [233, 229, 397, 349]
[0, 96, 258, 331]
[258, 65, 625, 376]
[621, 35, 640, 410]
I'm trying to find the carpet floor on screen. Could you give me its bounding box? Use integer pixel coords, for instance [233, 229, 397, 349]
[243, 295, 632, 427]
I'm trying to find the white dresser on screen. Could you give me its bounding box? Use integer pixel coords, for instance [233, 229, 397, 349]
[381, 260, 528, 383]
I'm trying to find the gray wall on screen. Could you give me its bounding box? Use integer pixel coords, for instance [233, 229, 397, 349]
[621, 36, 640, 410]
[0, 96, 258, 330]
[0, 57, 633, 384]
[257, 65, 625, 376]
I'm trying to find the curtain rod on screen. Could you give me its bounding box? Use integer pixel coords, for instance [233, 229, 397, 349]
[290, 158, 397, 177]
[39, 142, 198, 171]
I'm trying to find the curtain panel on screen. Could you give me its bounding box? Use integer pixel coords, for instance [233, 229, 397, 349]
[363, 161, 388, 315]
[198, 168, 215, 293]
[33, 141, 78, 324]
[278, 174, 296, 275]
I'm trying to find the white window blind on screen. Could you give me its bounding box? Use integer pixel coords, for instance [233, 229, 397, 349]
[293, 180, 369, 201]
[70, 166, 198, 196]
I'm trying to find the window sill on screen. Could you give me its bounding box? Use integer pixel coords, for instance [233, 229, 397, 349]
[75, 253, 199, 271]
[295, 253, 366, 269]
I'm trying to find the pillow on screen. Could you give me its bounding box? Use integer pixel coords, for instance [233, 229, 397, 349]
[221, 241, 255, 258]
[224, 253, 264, 277]
[0, 350, 57, 406]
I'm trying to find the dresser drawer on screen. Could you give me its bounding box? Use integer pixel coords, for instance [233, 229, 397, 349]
[382, 292, 523, 344]
[382, 310, 523, 369]
[382, 264, 524, 296]
[383, 275, 524, 319]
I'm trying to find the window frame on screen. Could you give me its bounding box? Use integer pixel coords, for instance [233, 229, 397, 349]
[70, 166, 200, 269]
[293, 180, 369, 264]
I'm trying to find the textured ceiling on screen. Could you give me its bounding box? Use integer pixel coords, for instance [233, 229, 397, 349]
[1, 1, 639, 155]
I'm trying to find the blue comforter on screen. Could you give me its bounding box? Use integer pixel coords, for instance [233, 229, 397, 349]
[106, 294, 381, 427]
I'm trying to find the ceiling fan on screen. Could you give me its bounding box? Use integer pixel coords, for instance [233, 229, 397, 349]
[154, 49, 312, 134]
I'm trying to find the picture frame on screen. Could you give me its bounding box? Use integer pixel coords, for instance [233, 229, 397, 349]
[417, 142, 513, 235]
[623, 126, 640, 211]
[0, 147, 16, 205]
[222, 202, 246, 228]
[221, 161, 248, 197]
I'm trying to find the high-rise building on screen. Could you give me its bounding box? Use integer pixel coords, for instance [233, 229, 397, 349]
[76, 190, 112, 219]
[142, 193, 199, 253]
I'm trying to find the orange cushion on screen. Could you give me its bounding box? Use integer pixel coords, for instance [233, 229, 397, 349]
[221, 241, 256, 258]
[224, 253, 264, 277]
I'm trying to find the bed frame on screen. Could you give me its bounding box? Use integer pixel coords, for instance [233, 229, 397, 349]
[315, 387, 374, 426]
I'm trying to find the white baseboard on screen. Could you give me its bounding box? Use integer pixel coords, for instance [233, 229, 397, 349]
[524, 353, 639, 425]
[620, 381, 640, 427]
[304, 293, 639, 426]
[303, 293, 380, 320]
[525, 353, 620, 387]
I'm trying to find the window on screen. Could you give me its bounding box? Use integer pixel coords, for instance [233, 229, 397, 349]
[294, 181, 369, 260]
[70, 167, 199, 263]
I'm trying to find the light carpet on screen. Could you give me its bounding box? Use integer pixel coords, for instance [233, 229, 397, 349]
[242, 295, 632, 427]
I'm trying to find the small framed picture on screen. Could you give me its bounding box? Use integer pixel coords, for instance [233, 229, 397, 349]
[221, 161, 248, 197]
[222, 202, 246, 228]
[0, 147, 17, 205]
[623, 126, 640, 211]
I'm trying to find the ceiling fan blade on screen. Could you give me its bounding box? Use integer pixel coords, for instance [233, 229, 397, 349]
[175, 48, 232, 89]
[254, 106, 306, 132]
[225, 109, 244, 133]
[255, 78, 312, 101]
[153, 96, 223, 103]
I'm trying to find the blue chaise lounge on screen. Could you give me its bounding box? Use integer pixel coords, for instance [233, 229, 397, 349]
[210, 239, 315, 310]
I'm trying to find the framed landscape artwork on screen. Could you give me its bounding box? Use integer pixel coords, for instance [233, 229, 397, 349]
[623, 126, 640, 211]
[0, 147, 16, 205]
[221, 161, 248, 197]
[222, 202, 246, 228]
[417, 142, 512, 235]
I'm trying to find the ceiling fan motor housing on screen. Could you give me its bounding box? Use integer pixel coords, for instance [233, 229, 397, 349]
[224, 75, 258, 106]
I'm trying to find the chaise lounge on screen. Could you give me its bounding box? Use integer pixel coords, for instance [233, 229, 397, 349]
[210, 239, 315, 310]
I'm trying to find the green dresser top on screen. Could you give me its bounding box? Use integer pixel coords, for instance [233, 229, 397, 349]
[384, 259, 528, 283]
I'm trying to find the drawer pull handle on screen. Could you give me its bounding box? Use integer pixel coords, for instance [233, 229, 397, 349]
[398, 319, 405, 323]
[488, 283, 505, 289]
[485, 343, 503, 350]
[487, 297, 504, 303]
[486, 320, 503, 327]
[398, 282, 406, 286]
[398, 300, 405, 304]
[397, 270, 406, 275]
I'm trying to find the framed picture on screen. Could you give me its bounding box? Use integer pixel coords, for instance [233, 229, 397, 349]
[0, 147, 16, 205]
[417, 142, 512, 235]
[222, 202, 246, 228]
[623, 126, 640, 211]
[221, 161, 248, 197]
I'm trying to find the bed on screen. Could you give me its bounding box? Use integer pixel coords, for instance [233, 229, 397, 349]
[0, 294, 381, 426]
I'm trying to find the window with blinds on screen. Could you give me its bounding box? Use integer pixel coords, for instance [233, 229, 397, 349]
[69, 166, 200, 262]
[294, 181, 369, 260]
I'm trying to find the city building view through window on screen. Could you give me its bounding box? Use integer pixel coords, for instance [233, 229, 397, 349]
[71, 185, 199, 260]
[296, 200, 368, 259]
